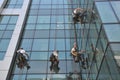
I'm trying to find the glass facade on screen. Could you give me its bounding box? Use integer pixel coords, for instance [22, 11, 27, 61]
[4, 0, 24, 8]
[10, 0, 94, 80]
[0, 16, 18, 60]
[87, 1, 120, 80]
[0, 0, 119, 80]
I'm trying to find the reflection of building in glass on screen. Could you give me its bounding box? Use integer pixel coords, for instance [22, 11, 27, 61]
[0, 0, 120, 80]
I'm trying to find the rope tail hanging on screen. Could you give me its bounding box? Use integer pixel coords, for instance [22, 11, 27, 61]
[25, 69, 28, 80]
[18, 68, 24, 80]
[54, 26, 57, 50]
[82, 25, 85, 50]
[25, 53, 31, 80]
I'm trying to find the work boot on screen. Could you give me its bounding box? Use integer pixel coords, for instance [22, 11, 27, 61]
[58, 67, 60, 70]
[27, 66, 30, 70]
[50, 66, 53, 71]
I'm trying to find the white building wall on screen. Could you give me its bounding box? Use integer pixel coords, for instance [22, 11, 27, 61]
[0, 0, 7, 13]
[0, 0, 30, 80]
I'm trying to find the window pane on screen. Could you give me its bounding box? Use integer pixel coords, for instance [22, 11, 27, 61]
[31, 52, 48, 60]
[0, 39, 10, 51]
[66, 52, 72, 59]
[37, 16, 50, 23]
[56, 39, 65, 50]
[28, 61, 47, 73]
[56, 30, 65, 38]
[111, 1, 120, 21]
[30, 4, 39, 9]
[0, 31, 4, 38]
[52, 29, 66, 37]
[96, 2, 118, 23]
[41, 0, 51, 4]
[25, 24, 36, 29]
[0, 52, 5, 60]
[36, 24, 50, 29]
[0, 16, 10, 24]
[23, 30, 34, 38]
[32, 0, 40, 4]
[6, 25, 16, 30]
[66, 39, 70, 50]
[59, 52, 66, 60]
[38, 9, 51, 15]
[32, 39, 48, 51]
[27, 16, 37, 23]
[34, 30, 49, 38]
[27, 75, 46, 80]
[49, 39, 67, 51]
[2, 31, 13, 38]
[104, 24, 120, 42]
[20, 39, 33, 51]
[66, 60, 80, 73]
[49, 39, 55, 51]
[39, 4, 51, 9]
[29, 10, 38, 15]
[0, 25, 6, 30]
[9, 16, 18, 24]
[10, 75, 26, 80]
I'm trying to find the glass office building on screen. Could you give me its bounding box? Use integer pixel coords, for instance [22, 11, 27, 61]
[0, 0, 120, 80]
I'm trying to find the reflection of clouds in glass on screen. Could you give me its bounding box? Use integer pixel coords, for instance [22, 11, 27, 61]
[56, 22, 64, 29]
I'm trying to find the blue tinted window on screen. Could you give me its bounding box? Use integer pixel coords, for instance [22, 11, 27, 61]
[27, 75, 46, 80]
[96, 2, 118, 23]
[36, 24, 50, 29]
[37, 16, 50, 23]
[32, 39, 48, 51]
[0, 16, 10, 24]
[31, 52, 48, 60]
[104, 24, 120, 42]
[0, 16, 18, 60]
[25, 24, 36, 29]
[0, 39, 10, 51]
[2, 31, 13, 38]
[20, 39, 33, 51]
[28, 61, 47, 73]
[34, 30, 49, 38]
[9, 16, 18, 24]
[27, 16, 37, 23]
[41, 0, 51, 4]
[23, 30, 34, 38]
[56, 39, 65, 50]
[6, 25, 16, 30]
[4, 0, 23, 8]
[32, 0, 40, 4]
[0, 25, 6, 30]
[111, 1, 120, 21]
[0, 52, 5, 60]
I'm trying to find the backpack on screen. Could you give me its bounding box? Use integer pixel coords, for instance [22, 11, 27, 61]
[50, 54, 55, 61]
[17, 53, 26, 62]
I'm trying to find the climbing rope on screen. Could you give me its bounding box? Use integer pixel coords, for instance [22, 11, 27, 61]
[25, 54, 31, 80]
[18, 68, 24, 80]
[54, 25, 57, 50]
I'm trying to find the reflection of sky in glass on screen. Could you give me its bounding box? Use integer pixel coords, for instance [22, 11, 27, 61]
[96, 2, 118, 23]
[104, 24, 120, 42]
[111, 1, 120, 21]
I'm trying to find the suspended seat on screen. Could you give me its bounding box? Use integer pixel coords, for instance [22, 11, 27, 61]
[16, 53, 30, 70]
[72, 8, 87, 24]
